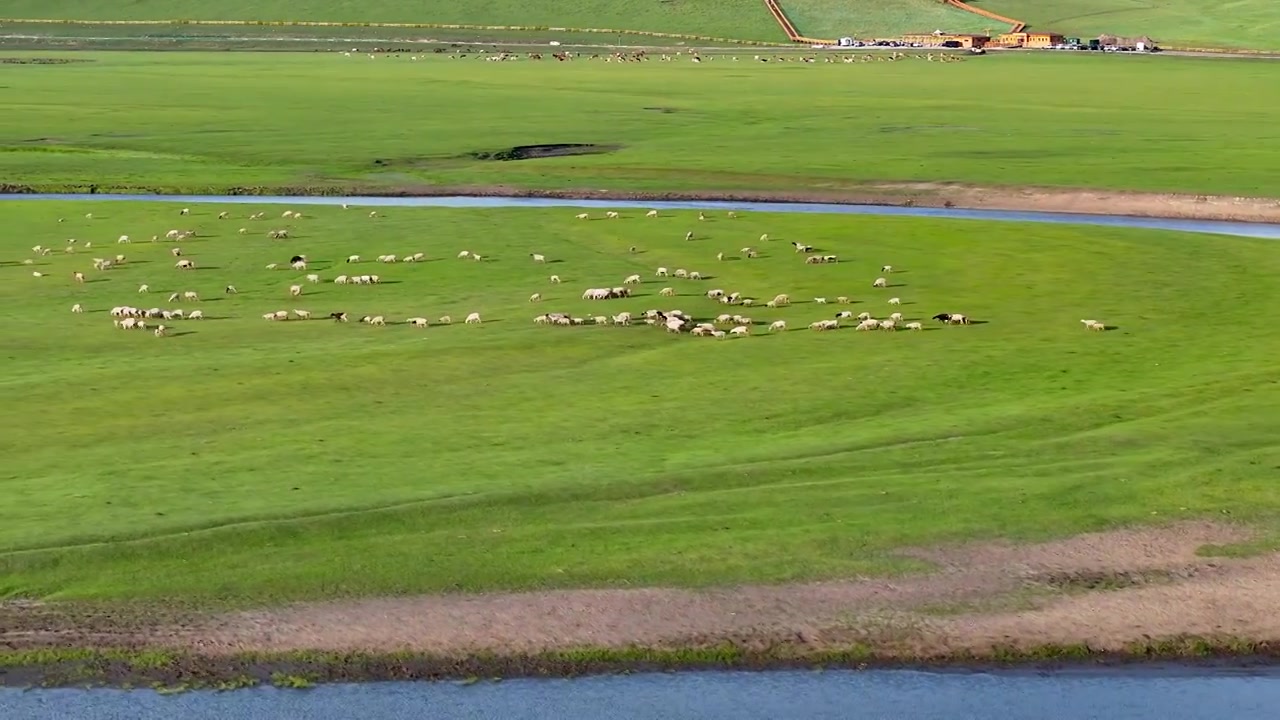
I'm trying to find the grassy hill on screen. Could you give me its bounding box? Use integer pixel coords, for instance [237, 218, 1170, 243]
[975, 0, 1280, 50]
[781, 0, 1003, 40]
[0, 0, 786, 42]
[2, 201, 1278, 603]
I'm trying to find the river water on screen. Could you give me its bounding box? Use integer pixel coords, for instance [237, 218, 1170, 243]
[3, 668, 1279, 720]
[4, 193, 1280, 239]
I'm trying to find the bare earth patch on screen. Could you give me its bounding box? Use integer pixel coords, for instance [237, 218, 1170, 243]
[24, 521, 1241, 657]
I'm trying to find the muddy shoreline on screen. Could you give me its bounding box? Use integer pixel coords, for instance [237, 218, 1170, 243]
[4, 182, 1280, 224]
[3, 640, 1279, 689]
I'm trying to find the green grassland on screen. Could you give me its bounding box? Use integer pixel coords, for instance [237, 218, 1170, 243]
[983, 0, 1280, 51]
[783, 0, 999, 39]
[3, 52, 1280, 198]
[0, 22, 723, 51]
[1, 201, 1278, 604]
[0, 0, 785, 42]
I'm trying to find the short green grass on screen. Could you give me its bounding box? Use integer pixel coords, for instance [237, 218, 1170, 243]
[3, 52, 1280, 197]
[781, 0, 1000, 39]
[1, 201, 1278, 604]
[981, 0, 1280, 51]
[0, 0, 785, 42]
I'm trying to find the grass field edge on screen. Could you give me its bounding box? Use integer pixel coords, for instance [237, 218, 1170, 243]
[2, 636, 1276, 688]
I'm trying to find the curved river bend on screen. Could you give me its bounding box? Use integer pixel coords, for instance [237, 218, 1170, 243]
[4, 194, 1280, 239]
[3, 668, 1280, 720]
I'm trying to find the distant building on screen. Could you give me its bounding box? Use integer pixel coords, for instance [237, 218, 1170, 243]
[1024, 32, 1065, 48]
[900, 32, 989, 48]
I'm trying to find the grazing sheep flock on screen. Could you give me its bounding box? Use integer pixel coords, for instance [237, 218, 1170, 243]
[24, 204, 1112, 346]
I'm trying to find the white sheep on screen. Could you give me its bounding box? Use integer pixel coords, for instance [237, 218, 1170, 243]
[183, 291, 199, 302]
[334, 275, 348, 284]
[71, 303, 84, 313]
[180, 208, 190, 215]
[73, 271, 85, 283]
[294, 309, 312, 320]
[659, 287, 675, 297]
[439, 315, 452, 324]
[623, 274, 641, 284]
[606, 211, 620, 219]
[881, 265, 893, 273]
[218, 211, 229, 219]
[370, 275, 380, 284]
[729, 325, 749, 336]
[711, 330, 727, 339]
[716, 252, 724, 261]
[872, 277, 887, 288]
[888, 297, 901, 306]
[856, 319, 879, 331]
[905, 322, 923, 331]
[239, 228, 248, 234]
[262, 313, 277, 321]
[465, 312, 482, 324]
[836, 296, 850, 304]
[575, 213, 589, 220]
[1081, 319, 1105, 331]
[948, 314, 970, 325]
[814, 297, 827, 304]
[879, 320, 897, 332]
[369, 211, 379, 218]
[531, 253, 546, 263]
[154, 325, 168, 337]
[646, 210, 659, 218]
[889, 312, 904, 323]
[189, 310, 204, 320]
[289, 285, 303, 297]
[550, 275, 562, 284]
[274, 310, 289, 321]
[282, 210, 294, 218]
[292, 260, 308, 271]
[306, 273, 320, 284]
[772, 294, 790, 306]
[408, 317, 429, 328]
[175, 259, 195, 269]
[656, 267, 669, 277]
[674, 269, 689, 278]
[689, 271, 702, 280]
[857, 312, 873, 321]
[117, 235, 130, 244]
[471, 254, 484, 262]
[347, 255, 361, 263]
[529, 293, 542, 302]
[769, 320, 787, 332]
[31, 271, 45, 277]
[225, 285, 237, 294]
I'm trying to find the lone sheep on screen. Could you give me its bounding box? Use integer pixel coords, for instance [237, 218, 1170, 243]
[465, 312, 482, 324]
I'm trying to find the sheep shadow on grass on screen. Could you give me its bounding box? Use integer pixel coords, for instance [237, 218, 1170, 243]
[167, 330, 197, 337]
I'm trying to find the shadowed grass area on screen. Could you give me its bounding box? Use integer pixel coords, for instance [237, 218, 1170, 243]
[1, 200, 1277, 604]
[2, 52, 1280, 197]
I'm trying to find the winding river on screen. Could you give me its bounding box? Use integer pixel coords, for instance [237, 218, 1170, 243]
[4, 194, 1280, 239]
[3, 668, 1280, 719]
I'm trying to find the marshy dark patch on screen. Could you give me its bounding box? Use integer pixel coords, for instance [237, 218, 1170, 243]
[1027, 568, 1197, 592]
[0, 57, 91, 65]
[466, 144, 620, 162]
[643, 107, 680, 114]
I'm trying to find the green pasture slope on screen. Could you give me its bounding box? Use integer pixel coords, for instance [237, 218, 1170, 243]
[782, 0, 998, 40]
[2, 52, 1280, 198]
[1, 201, 1279, 604]
[0, 0, 785, 42]
[984, 0, 1280, 51]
